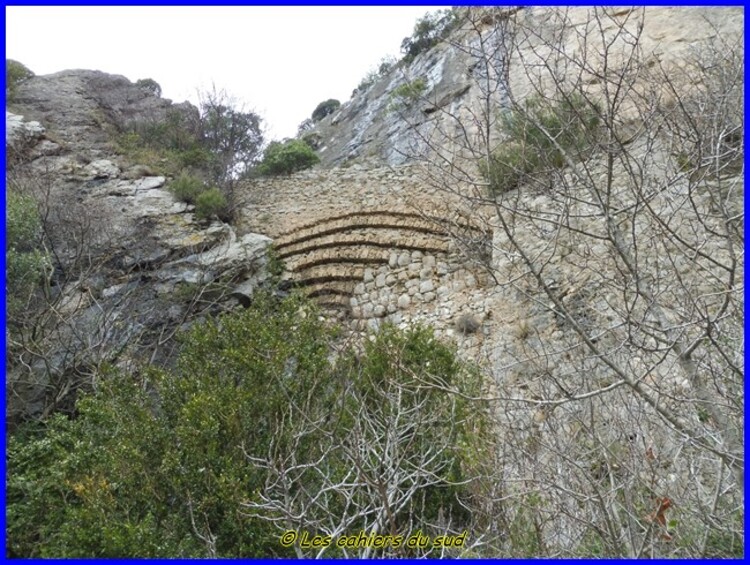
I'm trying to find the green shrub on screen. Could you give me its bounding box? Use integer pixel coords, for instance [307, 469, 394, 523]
[480, 142, 539, 195]
[393, 78, 427, 100]
[117, 108, 207, 177]
[311, 99, 341, 122]
[6, 59, 34, 101]
[135, 78, 162, 98]
[482, 93, 601, 196]
[176, 146, 213, 169]
[257, 139, 319, 176]
[116, 94, 262, 190]
[169, 172, 205, 204]
[194, 187, 227, 221]
[504, 93, 600, 160]
[6, 292, 489, 557]
[401, 9, 460, 63]
[389, 78, 427, 111]
[265, 246, 286, 280]
[6, 189, 49, 317]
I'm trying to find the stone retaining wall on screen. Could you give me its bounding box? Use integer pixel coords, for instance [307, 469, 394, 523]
[237, 164, 494, 353]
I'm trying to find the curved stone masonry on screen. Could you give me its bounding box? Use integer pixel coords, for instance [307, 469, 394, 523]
[277, 213, 463, 317]
[278, 236, 447, 260]
[274, 211, 478, 250]
[238, 164, 493, 331]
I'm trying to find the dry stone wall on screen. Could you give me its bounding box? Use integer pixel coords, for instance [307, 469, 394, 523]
[238, 164, 495, 355]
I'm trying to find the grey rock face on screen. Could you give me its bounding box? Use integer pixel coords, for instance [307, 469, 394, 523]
[6, 110, 45, 144]
[6, 70, 272, 422]
[8, 69, 196, 156]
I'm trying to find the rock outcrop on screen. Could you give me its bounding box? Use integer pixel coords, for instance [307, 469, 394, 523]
[9, 69, 196, 155]
[6, 75, 270, 421]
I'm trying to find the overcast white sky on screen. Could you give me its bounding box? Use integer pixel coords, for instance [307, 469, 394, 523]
[6, 6, 442, 140]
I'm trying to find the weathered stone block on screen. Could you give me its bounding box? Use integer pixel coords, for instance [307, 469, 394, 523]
[419, 280, 434, 293]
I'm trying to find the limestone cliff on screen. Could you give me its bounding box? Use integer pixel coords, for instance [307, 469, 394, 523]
[308, 6, 743, 167]
[6, 71, 270, 420]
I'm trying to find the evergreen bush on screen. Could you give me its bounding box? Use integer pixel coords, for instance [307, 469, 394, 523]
[257, 139, 319, 176]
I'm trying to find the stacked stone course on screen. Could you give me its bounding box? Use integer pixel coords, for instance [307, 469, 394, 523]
[238, 165, 493, 352]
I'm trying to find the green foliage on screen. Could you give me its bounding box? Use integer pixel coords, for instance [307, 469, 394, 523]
[311, 99, 341, 122]
[6, 293, 329, 557]
[116, 91, 263, 188]
[7, 189, 41, 245]
[168, 172, 205, 205]
[480, 142, 538, 195]
[348, 323, 487, 462]
[389, 78, 427, 111]
[401, 9, 460, 63]
[701, 523, 744, 558]
[6, 293, 489, 557]
[194, 187, 227, 221]
[117, 109, 209, 177]
[6, 59, 34, 101]
[6, 189, 49, 317]
[257, 139, 319, 176]
[135, 78, 162, 98]
[482, 93, 601, 196]
[505, 93, 600, 159]
[505, 493, 546, 556]
[169, 174, 228, 222]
